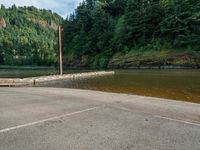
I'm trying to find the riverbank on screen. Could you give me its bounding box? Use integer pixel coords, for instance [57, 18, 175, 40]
[61, 49, 200, 69]
[1, 49, 200, 70]
[108, 50, 200, 69]
[0, 87, 199, 149]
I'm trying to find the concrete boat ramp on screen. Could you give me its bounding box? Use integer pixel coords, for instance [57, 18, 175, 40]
[0, 87, 200, 150]
[0, 71, 114, 86]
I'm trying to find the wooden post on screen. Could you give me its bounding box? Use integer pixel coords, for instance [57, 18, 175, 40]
[57, 25, 63, 75]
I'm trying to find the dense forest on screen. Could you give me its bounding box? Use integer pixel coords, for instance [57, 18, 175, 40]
[0, 5, 62, 66]
[0, 0, 200, 68]
[62, 0, 200, 68]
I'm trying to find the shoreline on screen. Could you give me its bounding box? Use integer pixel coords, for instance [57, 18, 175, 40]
[0, 65, 200, 70]
[108, 65, 200, 69]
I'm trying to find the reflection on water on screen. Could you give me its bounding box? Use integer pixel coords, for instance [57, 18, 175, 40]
[0, 68, 94, 78]
[0, 68, 57, 78]
[37, 70, 200, 103]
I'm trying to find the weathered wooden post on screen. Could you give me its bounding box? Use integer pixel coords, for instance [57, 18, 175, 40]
[57, 25, 63, 75]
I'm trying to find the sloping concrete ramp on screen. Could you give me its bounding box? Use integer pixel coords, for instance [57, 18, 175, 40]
[0, 87, 200, 150]
[0, 71, 114, 86]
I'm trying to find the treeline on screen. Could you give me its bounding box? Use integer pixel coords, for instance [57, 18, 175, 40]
[0, 1, 199, 68]
[62, 0, 200, 68]
[0, 5, 62, 66]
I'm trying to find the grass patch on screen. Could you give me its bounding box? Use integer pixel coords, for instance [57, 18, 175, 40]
[108, 49, 200, 68]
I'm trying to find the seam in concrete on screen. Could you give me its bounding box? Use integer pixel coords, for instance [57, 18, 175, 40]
[110, 105, 200, 127]
[0, 106, 99, 134]
[154, 115, 200, 127]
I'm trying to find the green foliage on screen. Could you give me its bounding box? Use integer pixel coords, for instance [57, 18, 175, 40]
[0, 5, 62, 66]
[62, 0, 200, 68]
[160, 0, 200, 47]
[92, 51, 110, 68]
[1, 0, 199, 68]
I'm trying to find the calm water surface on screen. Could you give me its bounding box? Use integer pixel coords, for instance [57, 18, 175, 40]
[37, 69, 200, 103]
[0, 68, 93, 78]
[1, 68, 200, 103]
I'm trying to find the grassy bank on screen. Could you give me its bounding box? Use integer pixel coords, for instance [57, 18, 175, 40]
[108, 49, 200, 69]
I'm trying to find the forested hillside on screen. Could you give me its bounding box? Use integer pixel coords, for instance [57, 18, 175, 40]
[0, 1, 200, 68]
[0, 5, 62, 66]
[62, 0, 200, 68]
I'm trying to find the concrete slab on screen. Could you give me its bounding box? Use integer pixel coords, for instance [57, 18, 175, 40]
[0, 71, 115, 86]
[0, 87, 200, 150]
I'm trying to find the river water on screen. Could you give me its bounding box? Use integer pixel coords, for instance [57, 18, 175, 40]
[36, 69, 200, 103]
[0, 68, 200, 103]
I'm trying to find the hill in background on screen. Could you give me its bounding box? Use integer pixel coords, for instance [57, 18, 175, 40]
[0, 5, 62, 66]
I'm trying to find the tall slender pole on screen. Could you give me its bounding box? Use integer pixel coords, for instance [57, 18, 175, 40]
[57, 25, 63, 75]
